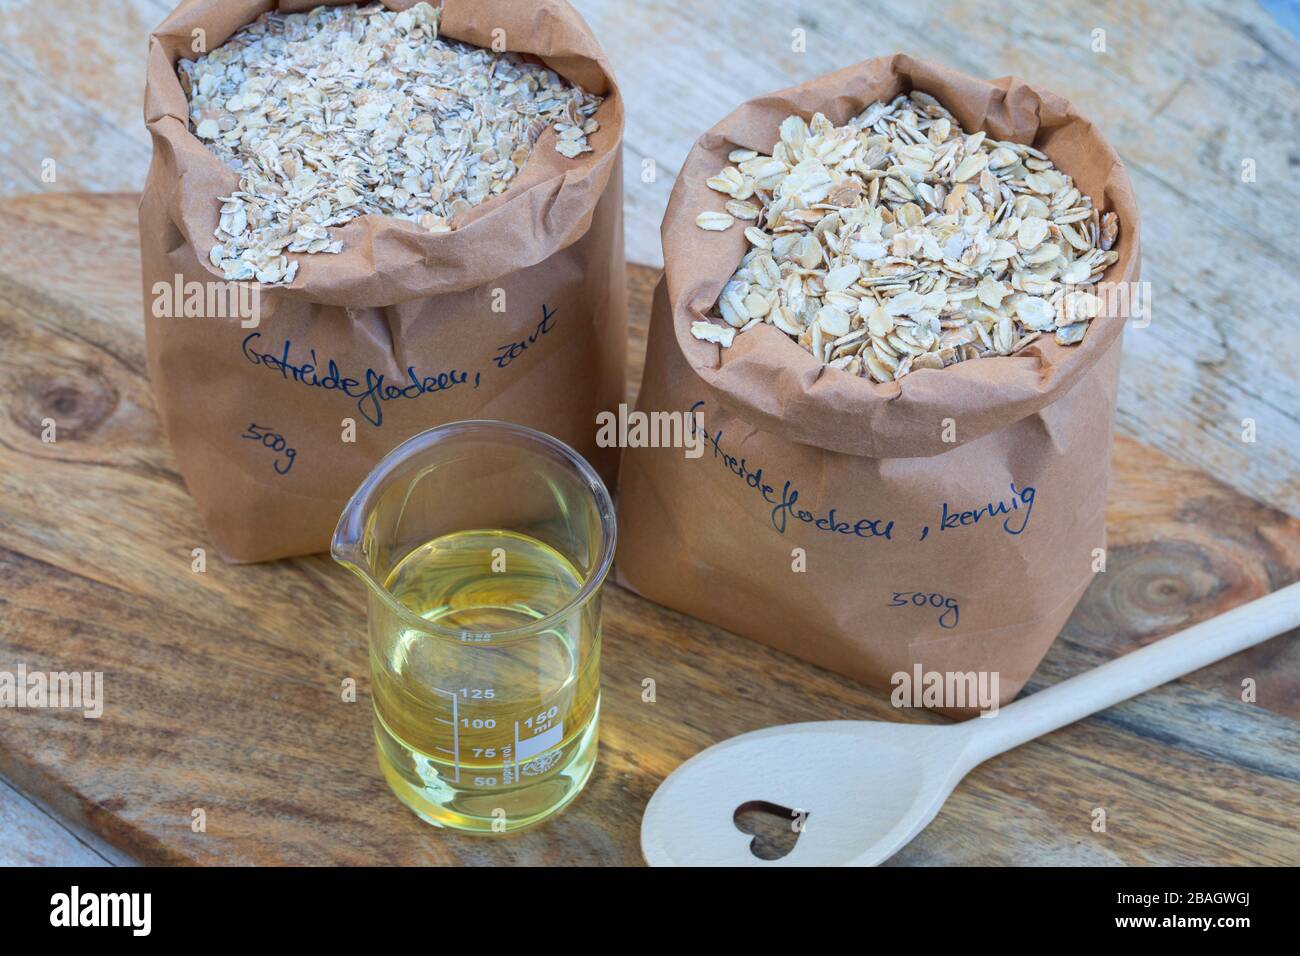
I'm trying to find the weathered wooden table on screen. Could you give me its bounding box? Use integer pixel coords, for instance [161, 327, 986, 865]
[0, 193, 1296, 866]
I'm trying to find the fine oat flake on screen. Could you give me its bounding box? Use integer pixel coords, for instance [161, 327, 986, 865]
[179, 2, 601, 285]
[141, 0, 627, 562]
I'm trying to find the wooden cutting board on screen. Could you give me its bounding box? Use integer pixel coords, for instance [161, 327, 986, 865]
[1, 193, 1297, 866]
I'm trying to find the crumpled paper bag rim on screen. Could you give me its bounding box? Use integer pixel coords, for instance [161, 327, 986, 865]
[660, 53, 1141, 459]
[143, 0, 624, 308]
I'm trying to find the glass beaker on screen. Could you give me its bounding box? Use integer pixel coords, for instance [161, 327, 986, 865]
[332, 421, 615, 833]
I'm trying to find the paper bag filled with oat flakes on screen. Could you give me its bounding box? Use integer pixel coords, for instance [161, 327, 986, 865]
[140, 0, 625, 562]
[616, 55, 1141, 712]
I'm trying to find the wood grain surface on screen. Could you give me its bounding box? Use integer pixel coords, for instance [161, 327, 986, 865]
[0, 192, 1296, 866]
[0, 779, 111, 866]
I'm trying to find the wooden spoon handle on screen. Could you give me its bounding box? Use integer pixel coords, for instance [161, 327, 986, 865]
[966, 581, 1300, 764]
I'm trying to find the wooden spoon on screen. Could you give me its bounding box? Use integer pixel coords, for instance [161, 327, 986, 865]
[641, 581, 1300, 866]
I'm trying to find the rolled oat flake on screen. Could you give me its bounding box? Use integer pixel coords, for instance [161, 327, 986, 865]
[691, 91, 1121, 382]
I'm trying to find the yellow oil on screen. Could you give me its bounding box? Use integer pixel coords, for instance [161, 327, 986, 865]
[371, 529, 600, 832]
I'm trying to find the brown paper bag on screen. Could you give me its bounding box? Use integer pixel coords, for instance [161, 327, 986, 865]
[140, 0, 626, 562]
[615, 55, 1141, 713]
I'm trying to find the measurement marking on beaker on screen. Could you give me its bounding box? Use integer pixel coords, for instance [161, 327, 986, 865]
[516, 722, 564, 761]
[512, 720, 521, 785]
[433, 687, 461, 783]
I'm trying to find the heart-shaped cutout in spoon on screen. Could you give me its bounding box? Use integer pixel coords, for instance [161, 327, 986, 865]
[733, 800, 806, 860]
